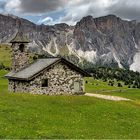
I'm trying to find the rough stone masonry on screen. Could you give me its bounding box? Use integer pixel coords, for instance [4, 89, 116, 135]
[8, 62, 85, 95]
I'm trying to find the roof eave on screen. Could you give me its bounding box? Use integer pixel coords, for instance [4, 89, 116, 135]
[5, 75, 29, 81]
[5, 57, 91, 81]
[10, 41, 30, 43]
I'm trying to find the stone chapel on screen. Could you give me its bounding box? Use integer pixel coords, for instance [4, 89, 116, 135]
[5, 30, 90, 95]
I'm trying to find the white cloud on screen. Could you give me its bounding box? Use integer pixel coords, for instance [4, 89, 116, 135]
[37, 17, 54, 25]
[4, 0, 21, 13]
[4, 0, 67, 15]
[2, 0, 140, 25]
[59, 0, 116, 25]
[58, 0, 140, 25]
[108, 0, 140, 20]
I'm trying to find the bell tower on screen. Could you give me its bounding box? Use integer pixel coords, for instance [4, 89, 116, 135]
[10, 21, 30, 72]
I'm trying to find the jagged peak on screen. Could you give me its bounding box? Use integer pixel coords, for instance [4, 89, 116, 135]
[75, 15, 96, 28]
[94, 14, 121, 22]
[103, 14, 118, 18]
[82, 15, 93, 20]
[54, 23, 69, 28]
[75, 15, 121, 28]
[54, 23, 71, 31]
[79, 15, 94, 23]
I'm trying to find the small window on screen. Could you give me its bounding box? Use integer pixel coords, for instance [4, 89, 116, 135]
[19, 44, 24, 52]
[42, 79, 48, 87]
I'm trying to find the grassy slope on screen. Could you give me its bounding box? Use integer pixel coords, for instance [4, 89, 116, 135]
[0, 70, 140, 139]
[85, 77, 128, 93]
[0, 44, 140, 139]
[85, 77, 140, 100]
[0, 44, 11, 67]
[99, 90, 140, 100]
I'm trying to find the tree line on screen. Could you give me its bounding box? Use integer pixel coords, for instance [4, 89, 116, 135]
[86, 67, 140, 89]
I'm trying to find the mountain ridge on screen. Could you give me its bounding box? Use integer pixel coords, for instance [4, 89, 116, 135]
[0, 13, 140, 72]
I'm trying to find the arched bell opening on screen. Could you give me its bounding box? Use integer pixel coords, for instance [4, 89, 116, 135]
[19, 44, 25, 52]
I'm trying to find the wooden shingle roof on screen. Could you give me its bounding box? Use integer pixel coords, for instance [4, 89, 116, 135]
[5, 58, 90, 81]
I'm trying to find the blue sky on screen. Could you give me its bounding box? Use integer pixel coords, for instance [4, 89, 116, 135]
[0, 0, 140, 25]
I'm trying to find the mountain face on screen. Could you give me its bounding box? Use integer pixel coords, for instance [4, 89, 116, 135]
[0, 14, 140, 71]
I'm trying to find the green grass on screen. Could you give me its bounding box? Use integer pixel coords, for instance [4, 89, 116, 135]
[85, 77, 128, 93]
[98, 89, 140, 100]
[0, 70, 140, 139]
[0, 46, 140, 139]
[85, 77, 140, 99]
[0, 44, 11, 67]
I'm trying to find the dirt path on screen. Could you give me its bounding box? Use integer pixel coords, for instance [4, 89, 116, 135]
[85, 93, 131, 101]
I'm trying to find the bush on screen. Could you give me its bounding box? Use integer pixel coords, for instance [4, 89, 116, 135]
[118, 83, 122, 87]
[132, 85, 136, 88]
[124, 82, 129, 85]
[110, 83, 114, 86]
[0, 63, 5, 70]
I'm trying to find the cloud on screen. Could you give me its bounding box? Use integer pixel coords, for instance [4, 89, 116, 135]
[108, 0, 140, 20]
[58, 0, 116, 25]
[1, 0, 140, 25]
[5, 0, 21, 13]
[4, 0, 67, 15]
[37, 17, 54, 25]
[60, 0, 140, 24]
[59, 0, 140, 25]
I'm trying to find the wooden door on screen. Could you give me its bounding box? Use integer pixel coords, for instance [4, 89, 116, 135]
[74, 82, 80, 92]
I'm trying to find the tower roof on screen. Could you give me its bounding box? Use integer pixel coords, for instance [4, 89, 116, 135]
[10, 31, 30, 43]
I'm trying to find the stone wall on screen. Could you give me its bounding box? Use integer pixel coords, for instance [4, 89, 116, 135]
[11, 43, 29, 72]
[9, 80, 30, 93]
[9, 62, 85, 95]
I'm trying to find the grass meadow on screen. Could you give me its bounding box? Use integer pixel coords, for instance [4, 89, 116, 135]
[0, 44, 140, 139]
[0, 70, 140, 139]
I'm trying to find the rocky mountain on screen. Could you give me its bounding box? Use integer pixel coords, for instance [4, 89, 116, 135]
[0, 14, 140, 72]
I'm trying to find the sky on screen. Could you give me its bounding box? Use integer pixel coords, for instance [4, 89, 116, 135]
[0, 0, 140, 25]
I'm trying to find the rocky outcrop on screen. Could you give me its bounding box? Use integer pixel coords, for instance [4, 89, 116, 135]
[74, 15, 140, 69]
[0, 14, 140, 71]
